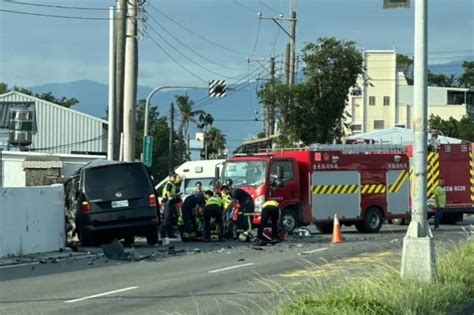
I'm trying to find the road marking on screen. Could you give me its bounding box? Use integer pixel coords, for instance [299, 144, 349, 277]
[0, 262, 40, 269]
[208, 263, 255, 274]
[64, 286, 139, 303]
[301, 247, 328, 255]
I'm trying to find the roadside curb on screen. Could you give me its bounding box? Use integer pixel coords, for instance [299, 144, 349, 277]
[0, 249, 101, 268]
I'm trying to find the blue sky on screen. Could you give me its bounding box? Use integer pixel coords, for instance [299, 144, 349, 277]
[0, 0, 473, 88]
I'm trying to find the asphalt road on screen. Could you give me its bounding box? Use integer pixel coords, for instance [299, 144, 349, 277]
[1, 219, 472, 315]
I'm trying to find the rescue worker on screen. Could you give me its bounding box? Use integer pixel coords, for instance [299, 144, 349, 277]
[161, 173, 182, 238]
[220, 185, 234, 239]
[203, 190, 224, 241]
[180, 193, 205, 240]
[433, 178, 446, 229]
[255, 200, 280, 246]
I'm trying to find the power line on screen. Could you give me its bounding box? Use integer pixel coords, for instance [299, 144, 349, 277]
[31, 135, 106, 151]
[251, 19, 262, 57]
[143, 30, 208, 83]
[232, 0, 260, 14]
[144, 11, 245, 72]
[146, 24, 241, 80]
[0, 8, 117, 20]
[149, 3, 256, 56]
[2, 0, 117, 11]
[257, 0, 282, 14]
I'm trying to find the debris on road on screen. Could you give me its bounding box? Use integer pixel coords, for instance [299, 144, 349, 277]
[102, 240, 126, 260]
[294, 228, 312, 238]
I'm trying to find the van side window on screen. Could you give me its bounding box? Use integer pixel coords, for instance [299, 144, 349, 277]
[270, 161, 293, 182]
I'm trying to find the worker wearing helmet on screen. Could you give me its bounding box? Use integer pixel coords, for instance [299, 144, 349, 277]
[203, 190, 224, 242]
[161, 173, 182, 239]
[255, 200, 280, 246]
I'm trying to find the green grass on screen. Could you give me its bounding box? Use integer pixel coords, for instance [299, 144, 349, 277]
[277, 240, 474, 315]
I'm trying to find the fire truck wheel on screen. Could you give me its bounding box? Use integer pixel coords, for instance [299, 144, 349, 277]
[281, 209, 299, 233]
[363, 207, 384, 233]
[315, 223, 333, 234]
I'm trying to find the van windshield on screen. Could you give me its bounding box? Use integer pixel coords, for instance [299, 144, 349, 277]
[84, 163, 150, 195]
[222, 161, 267, 187]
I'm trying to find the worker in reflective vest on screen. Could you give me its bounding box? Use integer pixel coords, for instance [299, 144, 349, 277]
[221, 185, 234, 239]
[161, 173, 181, 239]
[256, 200, 280, 246]
[203, 190, 224, 242]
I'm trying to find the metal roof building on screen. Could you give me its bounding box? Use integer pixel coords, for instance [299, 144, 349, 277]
[0, 91, 107, 154]
[346, 127, 463, 144]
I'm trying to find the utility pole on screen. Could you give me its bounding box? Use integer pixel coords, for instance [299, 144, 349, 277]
[288, 10, 297, 86]
[114, 0, 126, 160]
[269, 57, 276, 135]
[123, 0, 138, 162]
[400, 0, 435, 282]
[168, 103, 174, 173]
[107, 6, 116, 160]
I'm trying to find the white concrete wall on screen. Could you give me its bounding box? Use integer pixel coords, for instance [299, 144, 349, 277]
[0, 186, 65, 257]
[1, 151, 105, 187]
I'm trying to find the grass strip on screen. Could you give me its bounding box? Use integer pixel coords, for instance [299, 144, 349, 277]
[278, 239, 474, 315]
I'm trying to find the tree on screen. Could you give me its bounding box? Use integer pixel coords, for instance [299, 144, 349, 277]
[258, 37, 363, 145]
[175, 94, 205, 158]
[135, 99, 185, 181]
[427, 71, 457, 87]
[0, 82, 79, 108]
[458, 61, 474, 88]
[205, 127, 227, 159]
[429, 114, 474, 142]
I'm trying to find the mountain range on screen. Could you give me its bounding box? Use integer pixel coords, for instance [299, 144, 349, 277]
[28, 59, 469, 153]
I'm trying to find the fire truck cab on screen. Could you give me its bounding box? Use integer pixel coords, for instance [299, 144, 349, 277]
[221, 144, 411, 233]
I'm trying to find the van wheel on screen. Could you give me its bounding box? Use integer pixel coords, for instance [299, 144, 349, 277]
[315, 223, 333, 234]
[363, 207, 384, 233]
[281, 209, 299, 233]
[146, 227, 159, 245]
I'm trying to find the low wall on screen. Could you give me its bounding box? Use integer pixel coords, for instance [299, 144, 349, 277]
[0, 186, 65, 258]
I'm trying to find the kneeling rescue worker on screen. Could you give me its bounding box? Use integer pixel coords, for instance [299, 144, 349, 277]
[203, 190, 224, 241]
[256, 200, 280, 246]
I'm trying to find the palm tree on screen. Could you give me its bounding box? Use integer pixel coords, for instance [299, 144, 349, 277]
[205, 127, 227, 159]
[175, 94, 204, 158]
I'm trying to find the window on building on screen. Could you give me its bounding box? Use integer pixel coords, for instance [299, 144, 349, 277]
[466, 91, 473, 106]
[395, 124, 406, 128]
[369, 96, 376, 106]
[383, 96, 390, 106]
[270, 160, 294, 182]
[351, 124, 362, 132]
[447, 91, 465, 105]
[374, 120, 385, 130]
[351, 88, 362, 96]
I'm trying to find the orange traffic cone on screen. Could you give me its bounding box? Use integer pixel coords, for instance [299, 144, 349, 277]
[331, 214, 344, 244]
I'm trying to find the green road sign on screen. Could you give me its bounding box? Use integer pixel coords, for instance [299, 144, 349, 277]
[142, 136, 154, 167]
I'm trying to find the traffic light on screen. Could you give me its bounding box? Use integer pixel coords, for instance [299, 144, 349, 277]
[208, 80, 226, 97]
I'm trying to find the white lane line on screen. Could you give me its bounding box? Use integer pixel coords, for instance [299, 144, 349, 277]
[208, 263, 255, 274]
[302, 247, 328, 255]
[64, 286, 139, 303]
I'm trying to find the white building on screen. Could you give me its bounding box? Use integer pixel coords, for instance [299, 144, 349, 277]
[0, 91, 107, 154]
[347, 50, 473, 136]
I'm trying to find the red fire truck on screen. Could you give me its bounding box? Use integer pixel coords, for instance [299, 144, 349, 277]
[420, 143, 474, 224]
[220, 143, 474, 233]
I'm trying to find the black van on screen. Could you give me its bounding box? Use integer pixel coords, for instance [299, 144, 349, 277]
[64, 160, 159, 246]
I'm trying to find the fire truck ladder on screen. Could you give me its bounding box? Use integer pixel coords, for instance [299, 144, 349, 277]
[309, 144, 408, 154]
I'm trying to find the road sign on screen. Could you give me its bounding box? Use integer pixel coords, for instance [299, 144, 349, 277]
[383, 0, 410, 8]
[209, 80, 226, 97]
[142, 136, 153, 167]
